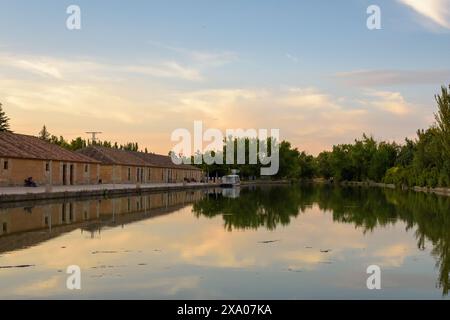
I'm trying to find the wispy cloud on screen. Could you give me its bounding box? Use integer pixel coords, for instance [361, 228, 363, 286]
[0, 79, 138, 124]
[0, 52, 428, 154]
[280, 87, 341, 110]
[0, 54, 73, 79]
[285, 53, 299, 64]
[335, 69, 450, 87]
[398, 0, 450, 29]
[147, 41, 238, 67]
[362, 90, 412, 116]
[122, 61, 202, 81]
[0, 53, 203, 81]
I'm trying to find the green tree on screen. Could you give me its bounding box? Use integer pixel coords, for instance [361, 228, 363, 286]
[69, 137, 87, 150]
[315, 151, 333, 179]
[435, 85, 450, 154]
[298, 151, 315, 179]
[276, 141, 301, 179]
[434, 85, 450, 182]
[396, 138, 416, 167]
[38, 125, 51, 141]
[368, 142, 398, 181]
[0, 102, 11, 132]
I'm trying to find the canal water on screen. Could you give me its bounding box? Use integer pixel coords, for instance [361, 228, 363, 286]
[0, 185, 448, 299]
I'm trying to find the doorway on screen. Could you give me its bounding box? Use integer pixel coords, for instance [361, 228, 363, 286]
[62, 164, 67, 185]
[70, 164, 74, 185]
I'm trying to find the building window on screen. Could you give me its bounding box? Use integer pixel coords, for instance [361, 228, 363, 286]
[44, 216, 49, 226]
[85, 164, 88, 173]
[45, 162, 50, 172]
[136, 168, 140, 181]
[2, 222, 7, 233]
[128, 168, 131, 180]
[148, 168, 151, 180]
[3, 160, 8, 170]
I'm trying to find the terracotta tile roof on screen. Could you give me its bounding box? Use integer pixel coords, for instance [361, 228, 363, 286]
[77, 146, 148, 166]
[0, 132, 99, 163]
[134, 152, 201, 170]
[77, 146, 201, 170]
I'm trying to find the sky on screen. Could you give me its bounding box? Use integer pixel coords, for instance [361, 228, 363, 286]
[0, 0, 449, 155]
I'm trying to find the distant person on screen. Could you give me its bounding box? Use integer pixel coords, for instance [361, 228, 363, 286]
[24, 177, 37, 187]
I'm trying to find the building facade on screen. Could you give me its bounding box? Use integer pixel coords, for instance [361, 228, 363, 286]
[134, 152, 203, 183]
[77, 146, 203, 184]
[0, 132, 100, 187]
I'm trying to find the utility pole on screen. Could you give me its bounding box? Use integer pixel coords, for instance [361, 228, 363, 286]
[86, 131, 102, 143]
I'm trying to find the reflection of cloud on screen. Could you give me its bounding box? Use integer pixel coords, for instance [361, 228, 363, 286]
[372, 243, 414, 267]
[0, 203, 436, 298]
[172, 225, 256, 268]
[398, 0, 450, 29]
[283, 251, 325, 266]
[335, 69, 450, 86]
[131, 275, 201, 296]
[14, 276, 61, 296]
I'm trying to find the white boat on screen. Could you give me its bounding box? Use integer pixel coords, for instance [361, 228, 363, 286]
[220, 174, 241, 188]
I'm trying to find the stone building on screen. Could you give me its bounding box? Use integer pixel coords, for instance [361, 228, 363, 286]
[77, 146, 203, 184]
[0, 132, 100, 187]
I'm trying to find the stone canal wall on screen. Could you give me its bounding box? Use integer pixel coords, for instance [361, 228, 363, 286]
[0, 182, 214, 203]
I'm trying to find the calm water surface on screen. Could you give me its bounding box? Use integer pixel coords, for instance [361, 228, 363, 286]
[0, 185, 449, 299]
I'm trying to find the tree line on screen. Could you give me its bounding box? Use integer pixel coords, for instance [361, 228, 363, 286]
[194, 85, 450, 188]
[315, 85, 450, 188]
[1, 84, 449, 187]
[37, 125, 142, 152]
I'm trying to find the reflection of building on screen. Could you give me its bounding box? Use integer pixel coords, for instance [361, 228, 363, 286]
[77, 146, 203, 184]
[0, 132, 100, 187]
[0, 190, 204, 254]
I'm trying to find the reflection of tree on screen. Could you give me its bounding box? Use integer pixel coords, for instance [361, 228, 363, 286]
[192, 185, 450, 296]
[193, 186, 307, 231]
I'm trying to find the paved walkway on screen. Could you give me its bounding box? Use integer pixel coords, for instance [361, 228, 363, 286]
[0, 182, 210, 196]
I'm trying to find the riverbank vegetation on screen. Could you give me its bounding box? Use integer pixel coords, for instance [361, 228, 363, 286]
[317, 85, 450, 188]
[198, 85, 450, 188]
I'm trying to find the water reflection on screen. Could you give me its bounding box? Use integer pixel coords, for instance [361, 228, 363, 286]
[0, 185, 449, 298]
[193, 185, 450, 295]
[0, 190, 203, 254]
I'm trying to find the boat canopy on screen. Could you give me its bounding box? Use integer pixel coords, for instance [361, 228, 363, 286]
[222, 174, 240, 184]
